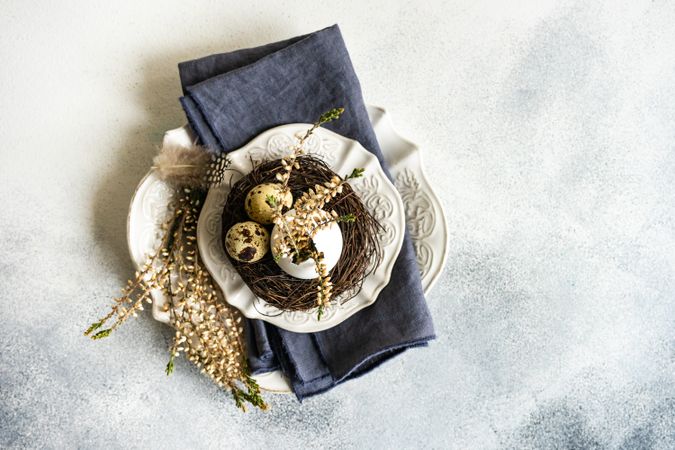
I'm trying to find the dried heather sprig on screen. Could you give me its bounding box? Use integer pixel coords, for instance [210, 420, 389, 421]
[86, 186, 266, 411]
[273, 107, 345, 190]
[264, 108, 370, 318]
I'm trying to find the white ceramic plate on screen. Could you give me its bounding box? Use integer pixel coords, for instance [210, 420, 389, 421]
[366, 106, 449, 293]
[198, 124, 406, 333]
[127, 106, 448, 391]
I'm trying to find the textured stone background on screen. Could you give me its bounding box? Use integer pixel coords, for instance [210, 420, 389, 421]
[1, 1, 674, 448]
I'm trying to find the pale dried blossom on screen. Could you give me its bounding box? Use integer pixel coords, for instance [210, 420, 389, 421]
[265, 108, 364, 319]
[86, 188, 266, 411]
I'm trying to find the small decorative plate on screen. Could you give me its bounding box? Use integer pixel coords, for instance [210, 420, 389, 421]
[198, 124, 406, 333]
[127, 106, 448, 390]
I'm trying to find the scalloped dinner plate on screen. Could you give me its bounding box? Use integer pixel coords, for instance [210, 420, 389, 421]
[198, 124, 406, 333]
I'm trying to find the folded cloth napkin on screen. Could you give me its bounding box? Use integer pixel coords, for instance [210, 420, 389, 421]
[178, 25, 435, 400]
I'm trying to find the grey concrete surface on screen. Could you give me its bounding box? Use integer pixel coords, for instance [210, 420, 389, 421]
[1, 1, 674, 448]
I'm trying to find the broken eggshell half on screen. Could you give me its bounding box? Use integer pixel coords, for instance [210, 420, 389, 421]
[271, 210, 343, 279]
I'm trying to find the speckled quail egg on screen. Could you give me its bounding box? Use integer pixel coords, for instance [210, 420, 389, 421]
[245, 183, 293, 224]
[225, 221, 270, 263]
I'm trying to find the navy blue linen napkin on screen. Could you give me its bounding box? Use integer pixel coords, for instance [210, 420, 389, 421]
[178, 25, 435, 400]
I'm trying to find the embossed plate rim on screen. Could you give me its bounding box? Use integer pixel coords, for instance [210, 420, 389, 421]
[197, 124, 406, 333]
[367, 105, 449, 295]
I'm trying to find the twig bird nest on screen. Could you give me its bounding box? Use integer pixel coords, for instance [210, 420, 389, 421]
[221, 155, 383, 312]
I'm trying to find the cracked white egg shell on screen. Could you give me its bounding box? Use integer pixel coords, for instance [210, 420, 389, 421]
[270, 210, 343, 279]
[224, 221, 269, 263]
[245, 183, 293, 225]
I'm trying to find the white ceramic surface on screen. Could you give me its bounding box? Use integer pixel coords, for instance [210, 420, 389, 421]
[198, 124, 405, 333]
[367, 106, 449, 293]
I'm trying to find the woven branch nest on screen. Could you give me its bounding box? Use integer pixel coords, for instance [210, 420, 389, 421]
[221, 155, 383, 313]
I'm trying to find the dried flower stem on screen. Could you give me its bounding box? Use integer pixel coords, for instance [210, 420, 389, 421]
[308, 212, 356, 238]
[263, 108, 369, 318]
[86, 187, 266, 411]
